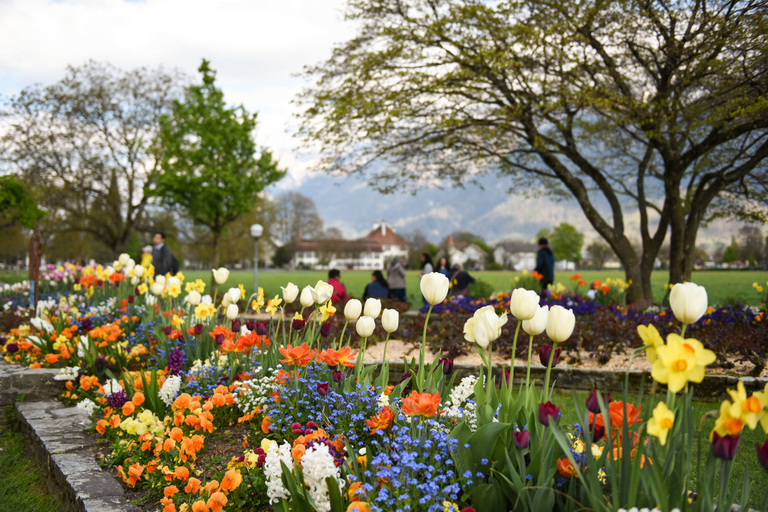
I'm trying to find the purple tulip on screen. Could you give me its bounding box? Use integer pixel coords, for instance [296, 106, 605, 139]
[317, 382, 330, 395]
[292, 318, 305, 330]
[586, 389, 611, 414]
[231, 319, 241, 333]
[712, 432, 741, 461]
[538, 401, 561, 426]
[332, 370, 344, 383]
[127, 295, 134, 304]
[513, 430, 530, 450]
[214, 333, 224, 345]
[245, 320, 257, 331]
[320, 322, 332, 337]
[256, 322, 268, 335]
[95, 355, 107, 371]
[162, 326, 173, 336]
[755, 440, 768, 471]
[539, 344, 561, 367]
[439, 357, 454, 375]
[193, 324, 203, 335]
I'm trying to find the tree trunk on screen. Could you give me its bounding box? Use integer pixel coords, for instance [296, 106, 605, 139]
[211, 230, 221, 297]
[611, 243, 645, 304]
[667, 185, 687, 285]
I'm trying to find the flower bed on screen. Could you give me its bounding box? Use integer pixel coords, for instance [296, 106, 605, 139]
[1, 260, 768, 512]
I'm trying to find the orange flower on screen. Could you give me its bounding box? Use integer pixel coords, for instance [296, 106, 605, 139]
[590, 401, 642, 431]
[279, 343, 317, 367]
[45, 353, 59, 364]
[601, 284, 610, 295]
[532, 271, 543, 280]
[211, 393, 226, 407]
[570, 274, 583, 282]
[80, 375, 92, 391]
[127, 462, 144, 487]
[173, 466, 190, 481]
[220, 468, 243, 492]
[109, 415, 121, 428]
[557, 457, 578, 478]
[202, 480, 219, 496]
[262, 415, 272, 434]
[132, 392, 145, 406]
[122, 402, 135, 416]
[173, 393, 192, 410]
[207, 492, 228, 512]
[191, 501, 209, 512]
[96, 419, 108, 435]
[318, 346, 358, 368]
[366, 406, 395, 434]
[208, 325, 235, 344]
[347, 501, 371, 512]
[401, 391, 444, 418]
[170, 427, 184, 442]
[164, 438, 177, 452]
[164, 485, 179, 497]
[185, 477, 202, 494]
[292, 444, 306, 465]
[348, 482, 367, 501]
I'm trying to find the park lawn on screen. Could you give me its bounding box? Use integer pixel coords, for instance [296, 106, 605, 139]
[554, 390, 767, 510]
[2, 269, 766, 307]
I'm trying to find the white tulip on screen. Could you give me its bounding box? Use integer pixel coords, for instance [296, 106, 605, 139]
[145, 295, 156, 306]
[118, 253, 130, 266]
[356, 316, 375, 337]
[509, 288, 540, 321]
[155, 275, 166, 286]
[226, 303, 239, 320]
[125, 258, 135, 269]
[364, 298, 382, 319]
[522, 305, 549, 336]
[212, 267, 230, 285]
[105, 266, 115, 277]
[221, 294, 232, 308]
[133, 265, 145, 278]
[187, 290, 201, 306]
[420, 272, 450, 305]
[310, 280, 334, 304]
[464, 305, 508, 348]
[281, 283, 299, 303]
[131, 276, 140, 286]
[669, 282, 708, 325]
[167, 276, 181, 288]
[344, 299, 362, 321]
[382, 309, 399, 333]
[227, 287, 241, 304]
[546, 305, 576, 343]
[201, 294, 213, 305]
[150, 282, 164, 296]
[300, 286, 315, 308]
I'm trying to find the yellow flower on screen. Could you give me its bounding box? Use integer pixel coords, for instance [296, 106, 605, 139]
[442, 502, 459, 512]
[73, 283, 82, 292]
[265, 295, 282, 316]
[171, 315, 185, 328]
[239, 284, 247, 300]
[137, 283, 148, 295]
[753, 383, 768, 433]
[175, 271, 185, 282]
[194, 303, 216, 320]
[711, 399, 745, 439]
[651, 334, 716, 393]
[293, 312, 303, 321]
[727, 381, 764, 430]
[185, 282, 197, 293]
[647, 402, 674, 445]
[251, 287, 265, 313]
[166, 283, 182, 298]
[318, 300, 336, 322]
[637, 324, 664, 362]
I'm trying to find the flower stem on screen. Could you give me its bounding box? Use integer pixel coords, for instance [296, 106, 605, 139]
[338, 320, 349, 350]
[681, 322, 687, 337]
[543, 343, 557, 400]
[419, 305, 433, 390]
[717, 459, 727, 511]
[509, 321, 521, 396]
[525, 332, 535, 391]
[488, 340, 494, 395]
[382, 332, 391, 362]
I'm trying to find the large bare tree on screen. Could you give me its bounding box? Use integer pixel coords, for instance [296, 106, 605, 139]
[296, 0, 768, 303]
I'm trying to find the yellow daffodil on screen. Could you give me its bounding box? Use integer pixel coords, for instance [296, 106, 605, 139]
[319, 300, 336, 322]
[166, 283, 182, 298]
[637, 324, 664, 362]
[711, 399, 745, 439]
[194, 303, 216, 320]
[293, 312, 303, 321]
[171, 315, 185, 328]
[251, 287, 265, 313]
[174, 271, 185, 282]
[749, 382, 768, 433]
[137, 283, 148, 295]
[651, 333, 716, 393]
[647, 402, 675, 445]
[265, 295, 282, 316]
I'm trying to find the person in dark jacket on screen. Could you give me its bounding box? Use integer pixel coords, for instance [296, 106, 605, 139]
[450, 263, 475, 295]
[534, 237, 555, 295]
[363, 270, 390, 300]
[152, 231, 174, 277]
[328, 269, 349, 304]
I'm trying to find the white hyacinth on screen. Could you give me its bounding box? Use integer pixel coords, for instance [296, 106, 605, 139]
[443, 375, 480, 432]
[103, 378, 123, 395]
[301, 443, 344, 512]
[53, 366, 81, 381]
[265, 441, 293, 504]
[76, 398, 97, 416]
[158, 375, 182, 406]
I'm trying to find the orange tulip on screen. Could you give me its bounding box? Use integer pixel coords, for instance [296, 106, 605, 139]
[557, 458, 578, 478]
[278, 343, 317, 367]
[207, 492, 228, 512]
[318, 346, 358, 368]
[401, 391, 444, 418]
[590, 401, 642, 431]
[366, 406, 395, 434]
[220, 468, 243, 492]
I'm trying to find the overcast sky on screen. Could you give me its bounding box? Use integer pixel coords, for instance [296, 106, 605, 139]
[0, 0, 353, 186]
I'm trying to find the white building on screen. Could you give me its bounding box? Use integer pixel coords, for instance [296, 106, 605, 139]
[446, 236, 489, 269]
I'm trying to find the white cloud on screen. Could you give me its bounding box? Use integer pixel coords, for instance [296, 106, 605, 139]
[0, 0, 353, 185]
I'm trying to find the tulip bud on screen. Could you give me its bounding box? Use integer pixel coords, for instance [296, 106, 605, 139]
[439, 357, 454, 375]
[155, 275, 166, 286]
[344, 299, 362, 321]
[193, 324, 203, 335]
[227, 287, 241, 304]
[310, 280, 334, 304]
[256, 322, 268, 335]
[381, 309, 399, 333]
[317, 383, 330, 396]
[145, 295, 157, 306]
[538, 401, 561, 426]
[125, 258, 135, 269]
[134, 265, 145, 278]
[356, 316, 375, 337]
[463, 306, 508, 348]
[150, 282, 164, 296]
[756, 440, 768, 472]
[187, 291, 201, 306]
[293, 318, 305, 330]
[364, 298, 382, 319]
[281, 283, 299, 303]
[212, 267, 229, 285]
[221, 294, 232, 308]
[585, 389, 611, 414]
[226, 304, 239, 321]
[522, 305, 548, 336]
[669, 282, 708, 325]
[509, 288, 539, 321]
[167, 276, 180, 288]
[539, 344, 562, 368]
[300, 286, 315, 308]
[118, 253, 130, 266]
[513, 430, 530, 450]
[201, 294, 213, 305]
[545, 305, 575, 343]
[320, 322, 332, 337]
[332, 370, 344, 383]
[712, 432, 741, 461]
[420, 272, 450, 305]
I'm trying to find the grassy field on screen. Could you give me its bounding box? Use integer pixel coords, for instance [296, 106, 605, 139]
[2, 269, 767, 307]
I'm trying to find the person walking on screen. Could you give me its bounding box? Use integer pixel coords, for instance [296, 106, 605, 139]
[450, 263, 476, 295]
[437, 257, 450, 276]
[327, 269, 349, 304]
[534, 237, 555, 295]
[152, 231, 175, 277]
[386, 257, 407, 303]
[419, 252, 434, 306]
[363, 270, 390, 300]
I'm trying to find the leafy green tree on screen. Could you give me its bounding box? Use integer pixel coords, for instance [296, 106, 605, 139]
[0, 176, 45, 229]
[723, 236, 741, 264]
[549, 223, 585, 266]
[297, 0, 768, 303]
[153, 60, 284, 268]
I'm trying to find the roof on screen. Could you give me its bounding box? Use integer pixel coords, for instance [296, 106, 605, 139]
[293, 238, 383, 253]
[363, 223, 410, 246]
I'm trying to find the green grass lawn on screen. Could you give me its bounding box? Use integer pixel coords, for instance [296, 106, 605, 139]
[2, 268, 767, 308]
[553, 390, 768, 510]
